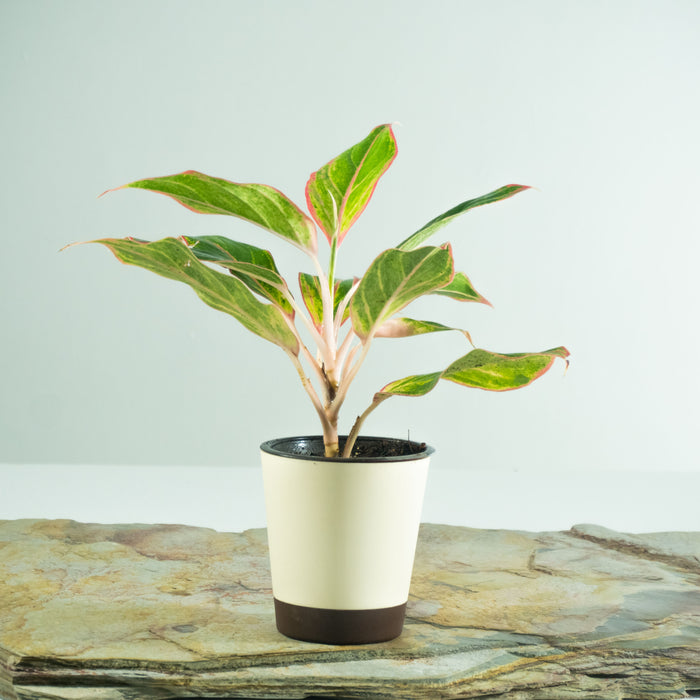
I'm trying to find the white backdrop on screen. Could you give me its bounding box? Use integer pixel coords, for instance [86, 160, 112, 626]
[2, 1, 699, 484]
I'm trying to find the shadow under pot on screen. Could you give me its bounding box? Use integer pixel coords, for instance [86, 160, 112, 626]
[260, 435, 433, 645]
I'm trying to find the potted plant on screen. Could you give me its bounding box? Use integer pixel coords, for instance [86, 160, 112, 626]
[69, 124, 568, 645]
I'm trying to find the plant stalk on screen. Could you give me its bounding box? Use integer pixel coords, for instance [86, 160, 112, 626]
[333, 278, 360, 336]
[311, 254, 337, 370]
[285, 291, 331, 361]
[323, 419, 339, 458]
[327, 236, 338, 296]
[333, 338, 372, 410]
[342, 393, 391, 458]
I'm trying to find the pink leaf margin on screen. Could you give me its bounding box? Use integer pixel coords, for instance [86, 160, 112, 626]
[305, 124, 398, 246]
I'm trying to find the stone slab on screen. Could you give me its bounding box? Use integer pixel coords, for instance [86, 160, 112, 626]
[0, 519, 698, 699]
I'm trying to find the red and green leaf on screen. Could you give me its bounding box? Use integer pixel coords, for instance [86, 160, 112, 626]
[89, 237, 299, 354]
[106, 171, 317, 253]
[305, 124, 397, 245]
[374, 317, 473, 344]
[379, 372, 442, 397]
[442, 347, 570, 391]
[350, 246, 454, 342]
[183, 235, 293, 315]
[397, 184, 531, 251]
[379, 347, 569, 397]
[431, 271, 491, 306]
[299, 273, 355, 329]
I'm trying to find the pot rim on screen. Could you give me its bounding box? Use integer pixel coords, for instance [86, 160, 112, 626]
[260, 435, 435, 463]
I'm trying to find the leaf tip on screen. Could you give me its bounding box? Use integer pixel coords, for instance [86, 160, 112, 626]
[549, 345, 571, 360]
[60, 238, 112, 252]
[98, 184, 127, 199]
[557, 346, 571, 372]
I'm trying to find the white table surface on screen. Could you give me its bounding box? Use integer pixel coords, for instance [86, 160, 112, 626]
[2, 464, 698, 534]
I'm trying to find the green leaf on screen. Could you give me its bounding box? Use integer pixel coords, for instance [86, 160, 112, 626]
[374, 317, 473, 344]
[91, 237, 299, 354]
[379, 372, 442, 397]
[431, 271, 491, 306]
[379, 347, 569, 396]
[350, 246, 454, 342]
[443, 347, 569, 391]
[183, 235, 293, 315]
[397, 184, 531, 251]
[298, 273, 324, 328]
[299, 273, 355, 328]
[305, 124, 397, 245]
[108, 171, 317, 254]
[333, 278, 356, 324]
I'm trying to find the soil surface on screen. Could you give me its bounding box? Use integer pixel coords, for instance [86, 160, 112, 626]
[268, 436, 430, 460]
[343, 437, 427, 459]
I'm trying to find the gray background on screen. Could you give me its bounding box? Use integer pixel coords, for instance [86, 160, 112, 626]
[2, 0, 698, 472]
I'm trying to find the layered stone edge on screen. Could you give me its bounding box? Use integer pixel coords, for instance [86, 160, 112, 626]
[2, 644, 698, 700]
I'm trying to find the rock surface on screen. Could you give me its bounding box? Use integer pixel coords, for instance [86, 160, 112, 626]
[0, 519, 698, 700]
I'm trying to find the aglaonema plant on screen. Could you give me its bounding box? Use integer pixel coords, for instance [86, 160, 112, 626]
[71, 124, 569, 458]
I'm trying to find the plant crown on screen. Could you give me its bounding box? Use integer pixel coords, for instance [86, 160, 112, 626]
[77, 125, 569, 457]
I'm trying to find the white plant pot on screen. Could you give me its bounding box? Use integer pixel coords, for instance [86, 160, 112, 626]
[261, 435, 432, 645]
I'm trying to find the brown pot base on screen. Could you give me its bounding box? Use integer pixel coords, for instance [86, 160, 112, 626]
[273, 598, 407, 645]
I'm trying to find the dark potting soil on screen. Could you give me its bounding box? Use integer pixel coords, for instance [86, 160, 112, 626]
[277, 436, 429, 460]
[343, 438, 427, 459]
